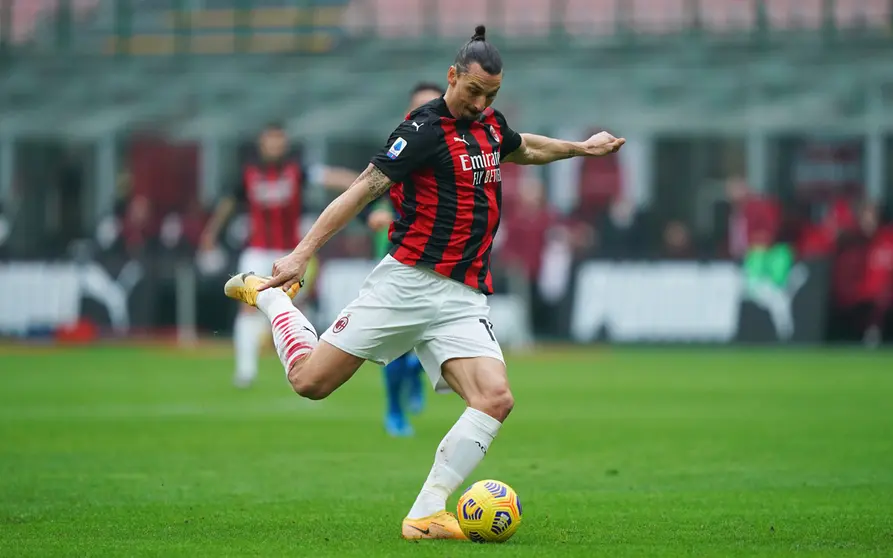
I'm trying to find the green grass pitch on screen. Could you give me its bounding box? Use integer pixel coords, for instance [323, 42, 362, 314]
[1, 345, 891, 557]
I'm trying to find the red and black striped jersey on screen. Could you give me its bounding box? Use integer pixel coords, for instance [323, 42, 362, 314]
[370, 97, 523, 295]
[232, 155, 307, 251]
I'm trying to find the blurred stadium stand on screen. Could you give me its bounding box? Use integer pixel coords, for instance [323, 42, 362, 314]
[1, 0, 892, 139]
[5, 1, 891, 45]
[1, 0, 892, 347]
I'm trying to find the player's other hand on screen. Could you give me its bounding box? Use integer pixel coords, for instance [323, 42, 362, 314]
[260, 251, 308, 293]
[367, 209, 393, 232]
[582, 131, 625, 157]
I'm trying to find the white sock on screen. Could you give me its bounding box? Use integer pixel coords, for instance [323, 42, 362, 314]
[233, 311, 266, 382]
[257, 288, 318, 374]
[407, 407, 502, 519]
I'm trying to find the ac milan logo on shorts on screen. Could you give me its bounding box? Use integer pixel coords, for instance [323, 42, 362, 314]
[333, 315, 350, 334]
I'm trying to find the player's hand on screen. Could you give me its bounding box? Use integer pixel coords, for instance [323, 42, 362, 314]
[581, 132, 625, 157]
[367, 209, 393, 232]
[259, 251, 308, 293]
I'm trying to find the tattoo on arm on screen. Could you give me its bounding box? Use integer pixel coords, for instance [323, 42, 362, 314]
[357, 165, 394, 203]
[565, 144, 576, 158]
[292, 164, 393, 257]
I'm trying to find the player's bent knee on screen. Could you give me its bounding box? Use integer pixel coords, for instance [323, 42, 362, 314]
[291, 378, 330, 400]
[442, 356, 514, 422]
[473, 386, 514, 423]
[285, 345, 364, 401]
[287, 364, 332, 400]
[286, 358, 329, 400]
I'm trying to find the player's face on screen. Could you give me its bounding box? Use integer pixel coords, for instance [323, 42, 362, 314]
[447, 63, 502, 119]
[859, 206, 878, 234]
[408, 89, 442, 113]
[259, 129, 288, 161]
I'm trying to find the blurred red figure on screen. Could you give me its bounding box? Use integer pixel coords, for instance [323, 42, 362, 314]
[123, 137, 201, 254]
[857, 206, 893, 345]
[797, 197, 859, 260]
[724, 176, 781, 260]
[829, 203, 893, 344]
[498, 177, 556, 281]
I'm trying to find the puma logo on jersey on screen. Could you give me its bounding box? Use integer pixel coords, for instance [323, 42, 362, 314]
[411, 122, 424, 131]
[454, 136, 469, 145]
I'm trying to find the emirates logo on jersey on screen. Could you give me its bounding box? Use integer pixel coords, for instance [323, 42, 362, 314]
[251, 177, 295, 207]
[459, 151, 500, 172]
[460, 150, 502, 187]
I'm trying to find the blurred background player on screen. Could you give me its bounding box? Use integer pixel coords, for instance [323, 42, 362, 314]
[367, 82, 446, 437]
[200, 121, 356, 388]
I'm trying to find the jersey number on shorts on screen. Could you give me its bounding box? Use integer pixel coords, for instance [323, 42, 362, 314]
[479, 318, 495, 342]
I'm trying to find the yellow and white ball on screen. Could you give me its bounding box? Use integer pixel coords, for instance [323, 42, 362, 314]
[456, 479, 522, 543]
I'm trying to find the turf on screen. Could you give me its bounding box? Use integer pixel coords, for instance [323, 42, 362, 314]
[1, 345, 891, 557]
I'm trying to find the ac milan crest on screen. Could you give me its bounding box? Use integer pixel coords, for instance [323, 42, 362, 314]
[489, 125, 500, 143]
[333, 315, 350, 334]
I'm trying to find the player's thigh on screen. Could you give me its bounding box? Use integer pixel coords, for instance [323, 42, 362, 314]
[414, 289, 509, 411]
[320, 256, 438, 369]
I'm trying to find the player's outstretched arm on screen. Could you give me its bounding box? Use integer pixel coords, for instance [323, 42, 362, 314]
[199, 196, 236, 251]
[258, 164, 392, 292]
[503, 131, 625, 165]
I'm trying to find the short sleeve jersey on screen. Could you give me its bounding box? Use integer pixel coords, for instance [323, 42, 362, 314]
[369, 97, 522, 295]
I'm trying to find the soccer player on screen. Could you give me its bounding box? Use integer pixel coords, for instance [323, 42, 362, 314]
[200, 121, 356, 388]
[224, 25, 624, 539]
[368, 82, 446, 437]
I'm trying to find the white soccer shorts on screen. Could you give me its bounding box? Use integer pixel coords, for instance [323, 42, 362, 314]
[320, 255, 504, 393]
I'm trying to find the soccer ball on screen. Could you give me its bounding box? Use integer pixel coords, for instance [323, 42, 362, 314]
[456, 479, 522, 543]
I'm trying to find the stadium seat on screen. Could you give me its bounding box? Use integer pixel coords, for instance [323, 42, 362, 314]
[349, 0, 426, 38]
[630, 0, 689, 35]
[833, 0, 891, 29]
[563, 0, 618, 37]
[502, 0, 552, 37]
[160, 6, 344, 29]
[4, 0, 98, 44]
[764, 0, 824, 30]
[435, 0, 487, 37]
[698, 0, 758, 34]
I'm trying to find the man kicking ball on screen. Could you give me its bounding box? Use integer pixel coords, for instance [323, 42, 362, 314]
[225, 25, 624, 539]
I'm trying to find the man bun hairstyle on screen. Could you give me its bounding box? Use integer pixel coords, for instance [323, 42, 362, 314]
[454, 24, 503, 76]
